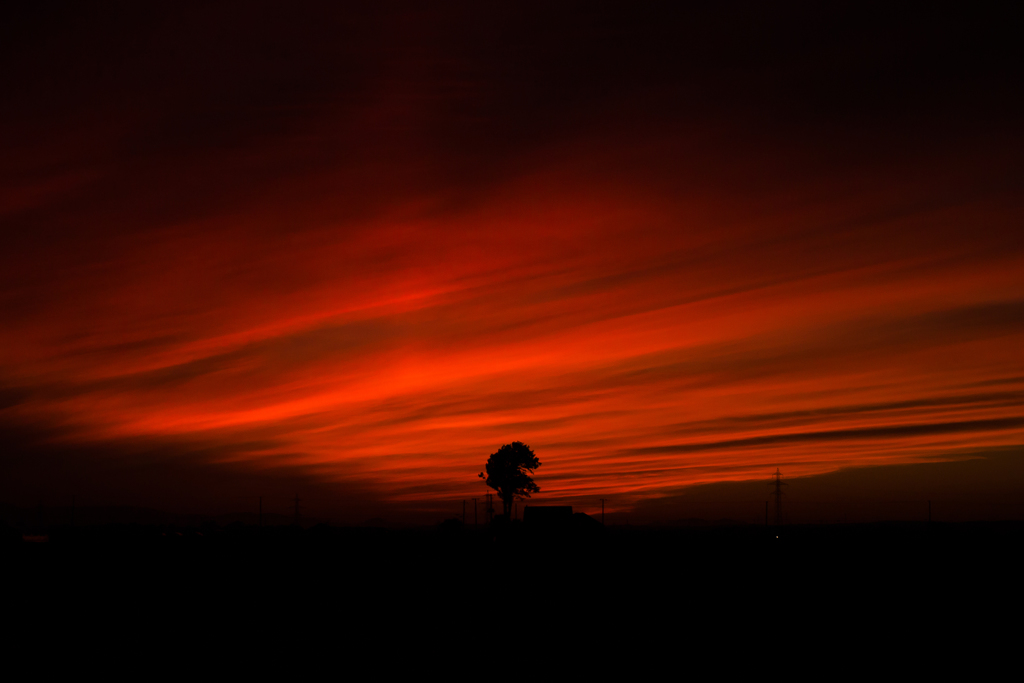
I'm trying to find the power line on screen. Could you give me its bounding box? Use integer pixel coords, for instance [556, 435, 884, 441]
[769, 468, 787, 527]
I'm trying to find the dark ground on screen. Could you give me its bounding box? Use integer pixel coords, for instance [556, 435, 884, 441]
[6, 520, 1022, 632]
[2, 521, 1013, 677]
[3, 522, 1019, 677]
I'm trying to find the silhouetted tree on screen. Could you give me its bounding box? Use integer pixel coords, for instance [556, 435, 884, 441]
[479, 442, 540, 520]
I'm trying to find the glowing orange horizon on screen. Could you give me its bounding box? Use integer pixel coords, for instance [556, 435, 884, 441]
[3, 138, 1021, 517]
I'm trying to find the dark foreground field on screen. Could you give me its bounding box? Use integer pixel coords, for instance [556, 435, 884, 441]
[4, 519, 1022, 665]
[6, 520, 1022, 617]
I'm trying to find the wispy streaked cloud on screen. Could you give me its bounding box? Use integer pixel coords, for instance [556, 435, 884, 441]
[1, 3, 1022, 520]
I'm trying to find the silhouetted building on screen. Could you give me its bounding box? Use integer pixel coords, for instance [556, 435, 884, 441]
[572, 512, 604, 532]
[523, 505, 573, 527]
[523, 506, 604, 537]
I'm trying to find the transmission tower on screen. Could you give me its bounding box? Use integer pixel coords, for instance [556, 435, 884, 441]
[769, 468, 786, 526]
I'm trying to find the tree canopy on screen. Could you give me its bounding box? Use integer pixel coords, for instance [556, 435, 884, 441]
[479, 441, 540, 520]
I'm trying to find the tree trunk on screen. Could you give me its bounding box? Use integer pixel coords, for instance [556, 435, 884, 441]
[503, 495, 512, 519]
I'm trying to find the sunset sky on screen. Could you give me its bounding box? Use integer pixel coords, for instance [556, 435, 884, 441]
[2, 2, 1022, 523]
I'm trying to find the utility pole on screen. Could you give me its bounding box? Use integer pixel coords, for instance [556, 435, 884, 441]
[769, 468, 786, 527]
[599, 498, 606, 526]
[473, 498, 478, 529]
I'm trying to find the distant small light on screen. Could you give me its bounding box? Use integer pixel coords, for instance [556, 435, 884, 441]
[776, 535, 778, 538]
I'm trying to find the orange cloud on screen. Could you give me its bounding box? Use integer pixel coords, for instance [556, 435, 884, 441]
[1, 3, 1021, 521]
